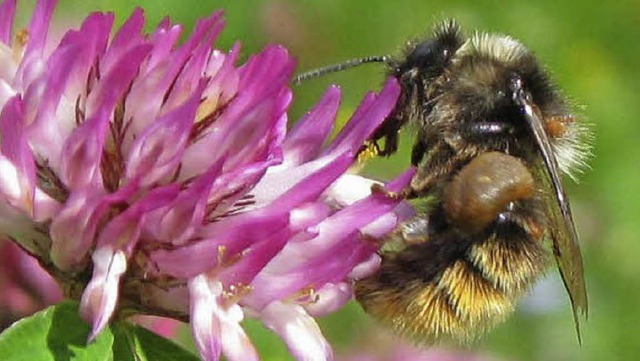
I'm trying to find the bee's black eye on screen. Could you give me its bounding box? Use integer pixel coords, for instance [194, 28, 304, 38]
[401, 40, 450, 77]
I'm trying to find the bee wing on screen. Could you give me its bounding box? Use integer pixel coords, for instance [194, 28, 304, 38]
[518, 93, 588, 343]
[536, 160, 588, 342]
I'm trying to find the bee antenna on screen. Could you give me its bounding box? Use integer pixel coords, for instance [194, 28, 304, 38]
[292, 55, 390, 85]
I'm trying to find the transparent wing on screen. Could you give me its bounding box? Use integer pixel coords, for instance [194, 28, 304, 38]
[516, 89, 588, 343]
[536, 160, 588, 343]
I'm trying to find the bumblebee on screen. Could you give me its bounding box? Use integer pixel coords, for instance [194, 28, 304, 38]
[294, 20, 591, 344]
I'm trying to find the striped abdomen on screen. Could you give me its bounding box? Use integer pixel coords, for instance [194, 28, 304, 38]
[355, 152, 549, 342]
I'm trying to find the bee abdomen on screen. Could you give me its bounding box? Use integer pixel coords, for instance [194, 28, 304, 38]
[355, 210, 547, 343]
[469, 219, 548, 294]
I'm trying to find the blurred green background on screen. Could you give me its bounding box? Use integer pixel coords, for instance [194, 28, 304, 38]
[20, 0, 640, 360]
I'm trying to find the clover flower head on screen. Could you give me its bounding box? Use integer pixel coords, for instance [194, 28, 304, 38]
[0, 1, 413, 360]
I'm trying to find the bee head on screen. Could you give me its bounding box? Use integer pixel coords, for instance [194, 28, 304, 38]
[391, 20, 464, 89]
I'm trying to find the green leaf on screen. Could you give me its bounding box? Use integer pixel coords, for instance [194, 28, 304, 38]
[118, 323, 200, 361]
[0, 301, 199, 361]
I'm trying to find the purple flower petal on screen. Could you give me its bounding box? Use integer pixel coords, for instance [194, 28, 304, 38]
[304, 282, 352, 317]
[324, 78, 400, 157]
[13, 0, 56, 89]
[349, 253, 381, 279]
[189, 275, 258, 361]
[0, 96, 35, 214]
[143, 158, 224, 245]
[259, 301, 333, 361]
[281, 86, 341, 168]
[100, 8, 144, 75]
[49, 185, 134, 271]
[60, 45, 152, 190]
[0, 0, 16, 45]
[162, 13, 225, 112]
[96, 185, 179, 254]
[189, 276, 223, 361]
[150, 210, 288, 279]
[80, 245, 127, 341]
[249, 152, 350, 209]
[125, 82, 205, 187]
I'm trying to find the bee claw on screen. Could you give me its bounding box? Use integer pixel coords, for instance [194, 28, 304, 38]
[359, 232, 384, 247]
[371, 184, 411, 200]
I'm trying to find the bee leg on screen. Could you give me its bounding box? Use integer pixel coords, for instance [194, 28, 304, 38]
[371, 116, 406, 156]
[370, 183, 412, 200]
[411, 139, 427, 165]
[443, 152, 535, 234]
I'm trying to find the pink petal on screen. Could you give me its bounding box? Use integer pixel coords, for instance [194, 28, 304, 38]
[219, 227, 291, 287]
[188, 95, 281, 176]
[100, 8, 144, 75]
[202, 43, 240, 107]
[289, 202, 331, 232]
[95, 185, 179, 255]
[189, 276, 222, 361]
[85, 42, 151, 117]
[205, 157, 281, 220]
[60, 12, 113, 102]
[324, 174, 379, 208]
[260, 301, 333, 361]
[0, 0, 17, 45]
[60, 45, 152, 190]
[324, 78, 400, 157]
[281, 86, 341, 168]
[180, 46, 293, 179]
[189, 275, 258, 361]
[0, 97, 35, 215]
[143, 158, 224, 245]
[151, 210, 289, 279]
[304, 282, 352, 317]
[238, 45, 294, 99]
[24, 0, 56, 55]
[57, 110, 109, 190]
[80, 245, 127, 341]
[125, 81, 205, 187]
[250, 152, 351, 209]
[145, 19, 182, 74]
[26, 41, 89, 165]
[349, 253, 381, 279]
[49, 185, 134, 271]
[13, 0, 57, 89]
[162, 12, 225, 112]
